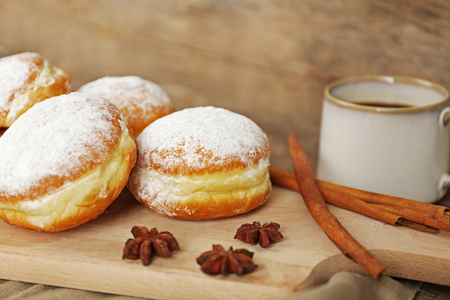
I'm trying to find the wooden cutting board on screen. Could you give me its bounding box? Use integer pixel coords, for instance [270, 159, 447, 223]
[0, 186, 449, 299]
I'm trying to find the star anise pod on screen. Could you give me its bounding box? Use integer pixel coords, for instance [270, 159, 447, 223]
[234, 221, 283, 248]
[122, 225, 180, 266]
[196, 244, 257, 276]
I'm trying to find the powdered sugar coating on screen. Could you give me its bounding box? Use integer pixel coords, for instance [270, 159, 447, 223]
[78, 76, 174, 136]
[137, 106, 270, 174]
[78, 76, 171, 111]
[0, 52, 42, 115]
[0, 92, 124, 200]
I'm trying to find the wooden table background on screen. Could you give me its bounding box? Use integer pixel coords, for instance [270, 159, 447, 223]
[1, 1, 449, 298]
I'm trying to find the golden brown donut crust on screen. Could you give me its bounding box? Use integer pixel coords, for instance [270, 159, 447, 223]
[0, 92, 136, 232]
[128, 106, 271, 220]
[128, 169, 272, 220]
[0, 52, 71, 128]
[1, 96, 123, 203]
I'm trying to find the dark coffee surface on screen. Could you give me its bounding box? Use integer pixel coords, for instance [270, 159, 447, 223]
[352, 101, 413, 108]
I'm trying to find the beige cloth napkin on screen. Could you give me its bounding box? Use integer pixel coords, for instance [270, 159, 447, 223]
[1, 272, 422, 300]
[287, 272, 422, 300]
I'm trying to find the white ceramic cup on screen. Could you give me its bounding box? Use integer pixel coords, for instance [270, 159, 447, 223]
[317, 75, 450, 203]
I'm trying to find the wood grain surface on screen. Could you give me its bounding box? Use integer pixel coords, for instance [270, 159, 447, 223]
[1, 1, 450, 298]
[0, 186, 449, 300]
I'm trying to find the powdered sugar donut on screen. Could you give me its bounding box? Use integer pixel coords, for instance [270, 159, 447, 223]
[0, 52, 71, 128]
[78, 76, 174, 137]
[0, 92, 136, 232]
[127, 106, 271, 220]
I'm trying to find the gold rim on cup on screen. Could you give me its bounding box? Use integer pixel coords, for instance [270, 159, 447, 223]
[324, 75, 449, 114]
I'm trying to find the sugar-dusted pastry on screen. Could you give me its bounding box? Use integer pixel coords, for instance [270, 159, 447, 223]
[0, 52, 71, 128]
[128, 106, 271, 220]
[0, 92, 136, 232]
[78, 76, 174, 137]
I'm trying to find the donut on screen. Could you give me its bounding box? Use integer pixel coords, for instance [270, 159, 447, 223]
[0, 52, 71, 128]
[127, 106, 271, 220]
[78, 76, 174, 137]
[0, 92, 136, 232]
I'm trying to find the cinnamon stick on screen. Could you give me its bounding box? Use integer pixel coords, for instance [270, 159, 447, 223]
[288, 131, 385, 280]
[318, 180, 450, 232]
[269, 166, 299, 192]
[269, 167, 442, 233]
[319, 185, 439, 233]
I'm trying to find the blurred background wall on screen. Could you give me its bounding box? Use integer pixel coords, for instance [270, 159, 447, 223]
[1, 0, 449, 171]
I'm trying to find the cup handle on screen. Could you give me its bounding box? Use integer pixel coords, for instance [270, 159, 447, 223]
[439, 107, 450, 126]
[439, 173, 450, 194]
[438, 107, 450, 196]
